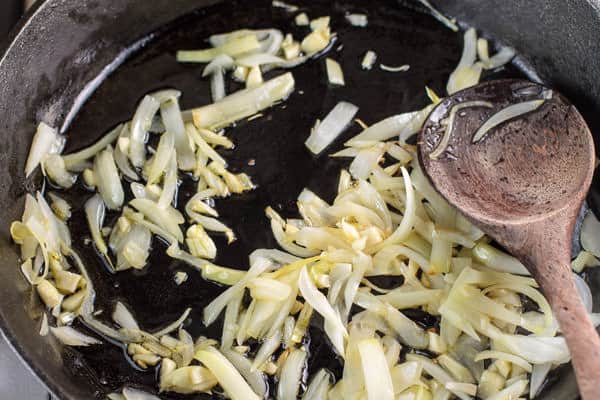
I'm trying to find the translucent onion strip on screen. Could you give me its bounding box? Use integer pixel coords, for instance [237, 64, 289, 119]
[305, 102, 359, 155]
[472, 99, 546, 143]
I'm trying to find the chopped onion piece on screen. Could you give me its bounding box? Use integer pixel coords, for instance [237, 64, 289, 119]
[192, 73, 295, 129]
[50, 326, 101, 346]
[222, 349, 267, 397]
[195, 347, 261, 400]
[177, 35, 260, 63]
[252, 330, 282, 371]
[483, 46, 516, 70]
[94, 146, 124, 210]
[429, 100, 493, 159]
[204, 257, 272, 326]
[44, 155, 77, 188]
[130, 95, 160, 168]
[302, 369, 332, 400]
[236, 53, 285, 67]
[130, 198, 184, 242]
[472, 99, 545, 143]
[310, 16, 330, 31]
[25, 122, 65, 178]
[84, 194, 110, 260]
[361, 50, 377, 70]
[357, 339, 394, 400]
[305, 101, 359, 155]
[474, 350, 532, 372]
[346, 105, 433, 146]
[272, 0, 298, 11]
[62, 124, 122, 169]
[160, 96, 196, 170]
[529, 362, 551, 399]
[447, 28, 479, 94]
[573, 273, 593, 313]
[326, 58, 345, 86]
[113, 302, 140, 331]
[345, 13, 368, 27]
[472, 242, 530, 275]
[299, 266, 347, 356]
[277, 347, 307, 400]
[295, 13, 309, 26]
[380, 64, 410, 72]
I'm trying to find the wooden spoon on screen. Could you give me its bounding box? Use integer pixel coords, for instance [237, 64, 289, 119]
[418, 79, 599, 399]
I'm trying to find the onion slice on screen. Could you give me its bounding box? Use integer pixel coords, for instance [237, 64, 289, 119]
[305, 102, 359, 155]
[472, 99, 545, 143]
[192, 73, 295, 129]
[25, 122, 65, 178]
[50, 326, 101, 346]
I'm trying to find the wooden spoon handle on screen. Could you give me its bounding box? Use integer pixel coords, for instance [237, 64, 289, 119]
[536, 263, 600, 400]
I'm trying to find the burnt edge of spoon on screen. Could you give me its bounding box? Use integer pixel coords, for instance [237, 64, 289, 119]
[417, 79, 599, 399]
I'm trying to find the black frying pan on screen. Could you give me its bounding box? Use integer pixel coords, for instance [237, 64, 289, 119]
[1, 0, 600, 399]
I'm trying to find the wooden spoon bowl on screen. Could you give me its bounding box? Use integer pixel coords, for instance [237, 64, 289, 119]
[418, 79, 599, 399]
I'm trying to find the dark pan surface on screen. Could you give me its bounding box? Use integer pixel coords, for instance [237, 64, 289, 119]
[1, 0, 599, 399]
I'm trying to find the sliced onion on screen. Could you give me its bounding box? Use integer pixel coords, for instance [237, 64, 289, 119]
[113, 302, 140, 331]
[299, 265, 347, 356]
[94, 146, 124, 210]
[529, 362, 551, 399]
[349, 143, 385, 179]
[236, 53, 285, 67]
[380, 64, 410, 72]
[429, 100, 493, 159]
[130, 198, 184, 242]
[84, 194, 110, 259]
[573, 273, 593, 313]
[472, 242, 530, 275]
[204, 257, 272, 326]
[272, 0, 299, 12]
[202, 54, 235, 77]
[130, 95, 160, 168]
[62, 124, 122, 169]
[50, 326, 101, 346]
[305, 101, 359, 155]
[361, 50, 377, 70]
[25, 122, 65, 178]
[44, 154, 77, 188]
[192, 73, 295, 129]
[302, 369, 332, 400]
[483, 46, 516, 70]
[447, 28, 478, 94]
[252, 329, 282, 371]
[195, 347, 260, 400]
[357, 339, 394, 400]
[581, 210, 600, 258]
[346, 105, 433, 147]
[114, 124, 140, 180]
[472, 99, 545, 143]
[277, 347, 307, 400]
[345, 13, 368, 27]
[160, 97, 196, 171]
[177, 34, 260, 63]
[222, 348, 268, 397]
[326, 58, 345, 86]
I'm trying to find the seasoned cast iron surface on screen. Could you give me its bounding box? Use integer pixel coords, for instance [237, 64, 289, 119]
[10, 0, 594, 398]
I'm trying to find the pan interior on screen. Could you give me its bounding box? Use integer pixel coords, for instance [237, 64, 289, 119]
[14, 0, 591, 398]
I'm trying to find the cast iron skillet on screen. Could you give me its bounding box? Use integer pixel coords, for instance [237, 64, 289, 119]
[1, 0, 600, 398]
